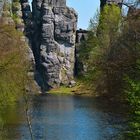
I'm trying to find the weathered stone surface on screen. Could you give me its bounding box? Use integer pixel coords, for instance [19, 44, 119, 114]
[20, 0, 32, 36]
[0, 0, 4, 17]
[12, 0, 25, 31]
[32, 0, 77, 89]
[43, 0, 66, 7]
[76, 29, 88, 44]
[69, 80, 76, 87]
[106, 0, 122, 4]
[0, 1, 14, 25]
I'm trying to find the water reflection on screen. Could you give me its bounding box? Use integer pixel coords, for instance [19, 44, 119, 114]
[0, 104, 25, 140]
[0, 94, 127, 140]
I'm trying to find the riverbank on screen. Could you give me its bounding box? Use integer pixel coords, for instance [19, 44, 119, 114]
[47, 80, 130, 109]
[47, 80, 93, 96]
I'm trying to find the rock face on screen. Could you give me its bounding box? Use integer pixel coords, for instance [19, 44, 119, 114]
[75, 29, 88, 76]
[19, 0, 41, 92]
[1, 1, 14, 25]
[76, 29, 88, 44]
[0, 0, 41, 93]
[20, 0, 32, 37]
[0, 0, 4, 17]
[12, 0, 24, 31]
[32, 0, 77, 89]
[106, 0, 122, 4]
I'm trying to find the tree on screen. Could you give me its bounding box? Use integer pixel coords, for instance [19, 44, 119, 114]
[0, 20, 29, 137]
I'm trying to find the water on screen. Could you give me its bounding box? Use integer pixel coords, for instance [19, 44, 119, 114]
[0, 94, 127, 140]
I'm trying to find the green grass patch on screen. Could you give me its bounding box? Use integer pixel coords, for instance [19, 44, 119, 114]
[48, 80, 93, 96]
[48, 86, 75, 95]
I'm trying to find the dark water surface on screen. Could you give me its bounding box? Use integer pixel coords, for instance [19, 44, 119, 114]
[1, 94, 127, 140]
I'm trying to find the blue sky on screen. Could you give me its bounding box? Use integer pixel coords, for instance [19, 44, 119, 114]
[67, 0, 100, 29]
[29, 0, 100, 29]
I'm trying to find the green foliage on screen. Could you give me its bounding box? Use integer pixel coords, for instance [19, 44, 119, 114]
[88, 9, 100, 32]
[78, 4, 121, 94]
[0, 20, 29, 138]
[97, 4, 121, 56]
[12, 0, 23, 25]
[2, 1, 11, 17]
[78, 3, 140, 138]
[0, 23, 28, 106]
[124, 77, 140, 139]
[12, 13, 22, 24]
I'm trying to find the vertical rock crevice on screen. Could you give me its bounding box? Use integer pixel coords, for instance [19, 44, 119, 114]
[19, 0, 41, 92]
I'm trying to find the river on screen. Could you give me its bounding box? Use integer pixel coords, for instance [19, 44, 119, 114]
[0, 94, 127, 140]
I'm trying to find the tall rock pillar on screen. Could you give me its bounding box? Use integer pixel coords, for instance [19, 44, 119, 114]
[32, 0, 77, 89]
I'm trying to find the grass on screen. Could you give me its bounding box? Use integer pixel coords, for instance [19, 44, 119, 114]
[48, 80, 93, 96]
[48, 86, 75, 95]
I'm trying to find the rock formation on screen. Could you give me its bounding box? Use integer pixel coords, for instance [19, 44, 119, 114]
[1, 1, 14, 25]
[20, 0, 32, 35]
[76, 29, 88, 44]
[12, 0, 24, 31]
[0, 0, 4, 17]
[106, 0, 123, 4]
[0, 0, 41, 93]
[1, 0, 125, 91]
[31, 0, 77, 90]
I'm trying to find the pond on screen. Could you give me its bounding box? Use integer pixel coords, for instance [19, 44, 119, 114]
[0, 94, 127, 140]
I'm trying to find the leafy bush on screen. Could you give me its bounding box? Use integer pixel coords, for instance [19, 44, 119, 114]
[78, 4, 121, 95]
[78, 3, 140, 139]
[124, 77, 140, 139]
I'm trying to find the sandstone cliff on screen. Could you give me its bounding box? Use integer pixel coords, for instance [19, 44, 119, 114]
[31, 0, 77, 90]
[0, 0, 125, 92]
[0, 0, 77, 91]
[0, 0, 41, 93]
[0, 0, 4, 17]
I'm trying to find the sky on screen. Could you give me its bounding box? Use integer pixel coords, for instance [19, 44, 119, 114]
[67, 0, 100, 29]
[29, 0, 100, 29]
